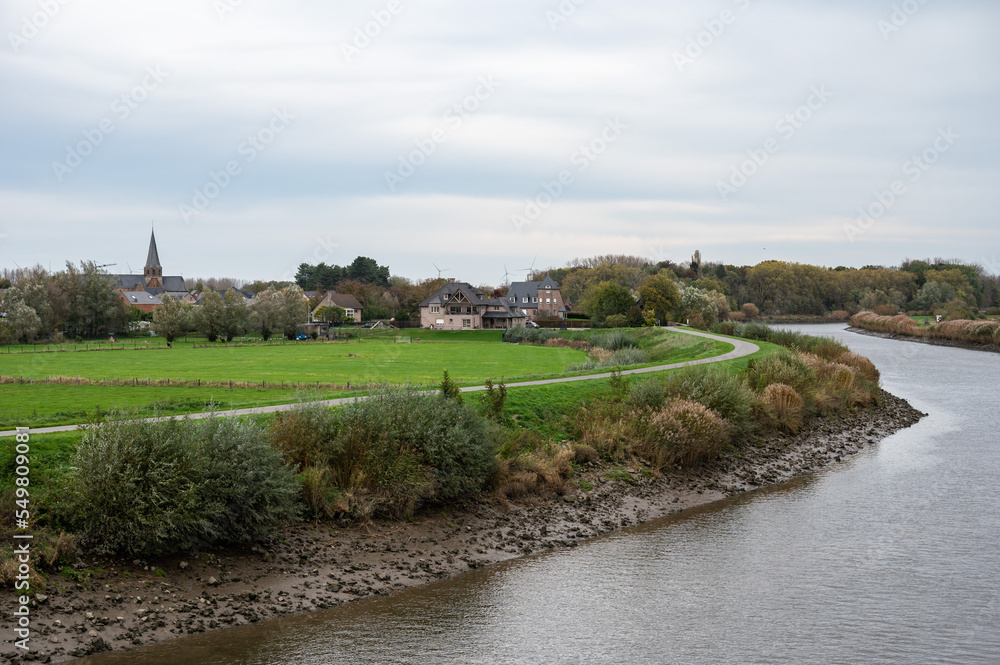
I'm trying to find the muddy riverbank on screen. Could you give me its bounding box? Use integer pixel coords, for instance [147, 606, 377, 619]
[848, 326, 1000, 354]
[0, 391, 924, 664]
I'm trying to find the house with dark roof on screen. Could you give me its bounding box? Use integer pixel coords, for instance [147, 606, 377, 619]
[118, 290, 162, 313]
[311, 292, 364, 322]
[111, 230, 187, 307]
[419, 280, 526, 330]
[506, 275, 566, 321]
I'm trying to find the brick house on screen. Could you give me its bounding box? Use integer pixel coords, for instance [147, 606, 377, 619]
[506, 275, 566, 321]
[311, 292, 364, 322]
[419, 281, 526, 330]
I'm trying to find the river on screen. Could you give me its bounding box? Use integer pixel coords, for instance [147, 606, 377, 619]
[83, 324, 1000, 664]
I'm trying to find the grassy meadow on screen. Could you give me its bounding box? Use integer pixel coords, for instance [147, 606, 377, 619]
[0, 328, 732, 429]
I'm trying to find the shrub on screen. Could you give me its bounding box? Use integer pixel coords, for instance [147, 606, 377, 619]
[741, 303, 760, 319]
[502, 326, 559, 344]
[567, 346, 648, 371]
[588, 330, 638, 351]
[629, 378, 667, 409]
[67, 414, 298, 556]
[638, 400, 730, 468]
[728, 311, 746, 322]
[270, 402, 340, 470]
[715, 319, 739, 336]
[606, 347, 648, 367]
[481, 378, 508, 422]
[826, 310, 850, 321]
[194, 417, 301, 545]
[298, 466, 345, 519]
[335, 389, 499, 514]
[491, 445, 574, 499]
[663, 366, 755, 437]
[759, 383, 804, 432]
[736, 321, 772, 341]
[605, 314, 628, 328]
[571, 443, 598, 464]
[744, 351, 816, 399]
[440, 369, 462, 401]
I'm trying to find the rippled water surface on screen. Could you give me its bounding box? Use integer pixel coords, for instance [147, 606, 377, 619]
[85, 325, 1000, 665]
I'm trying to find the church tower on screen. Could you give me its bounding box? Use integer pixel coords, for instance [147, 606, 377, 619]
[143, 229, 163, 289]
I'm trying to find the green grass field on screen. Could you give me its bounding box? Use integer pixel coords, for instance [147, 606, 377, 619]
[3, 335, 782, 485]
[0, 328, 734, 429]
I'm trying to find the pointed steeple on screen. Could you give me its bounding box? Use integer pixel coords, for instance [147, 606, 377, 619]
[145, 228, 161, 270]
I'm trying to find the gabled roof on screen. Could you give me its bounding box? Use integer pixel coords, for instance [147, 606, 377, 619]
[419, 282, 491, 307]
[145, 230, 161, 270]
[119, 290, 162, 306]
[507, 275, 560, 309]
[324, 293, 362, 310]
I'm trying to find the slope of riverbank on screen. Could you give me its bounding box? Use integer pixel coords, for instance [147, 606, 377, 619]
[848, 326, 1000, 354]
[0, 390, 924, 664]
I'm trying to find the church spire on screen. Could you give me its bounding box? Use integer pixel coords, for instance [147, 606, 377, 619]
[145, 228, 161, 270]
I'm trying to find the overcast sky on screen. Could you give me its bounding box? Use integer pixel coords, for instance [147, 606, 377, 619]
[1, 0, 998, 285]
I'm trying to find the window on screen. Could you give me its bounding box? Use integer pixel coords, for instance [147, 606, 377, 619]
[523, 297, 528, 303]
[436, 318, 444, 325]
[462, 318, 471, 329]
[533, 297, 538, 303]
[430, 305, 440, 313]
[546, 298, 551, 303]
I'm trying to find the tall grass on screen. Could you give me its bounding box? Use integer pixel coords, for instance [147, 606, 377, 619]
[852, 310, 1000, 346]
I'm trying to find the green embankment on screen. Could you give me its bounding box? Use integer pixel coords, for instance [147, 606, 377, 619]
[3, 334, 780, 488]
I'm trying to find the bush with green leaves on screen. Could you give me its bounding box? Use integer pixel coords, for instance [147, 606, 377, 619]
[744, 351, 817, 400]
[663, 366, 755, 437]
[334, 389, 499, 514]
[735, 321, 772, 341]
[66, 414, 299, 557]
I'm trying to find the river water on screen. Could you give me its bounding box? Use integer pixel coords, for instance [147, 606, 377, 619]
[84, 325, 1000, 665]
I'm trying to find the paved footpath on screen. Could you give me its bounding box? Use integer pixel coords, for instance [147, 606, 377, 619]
[0, 328, 758, 438]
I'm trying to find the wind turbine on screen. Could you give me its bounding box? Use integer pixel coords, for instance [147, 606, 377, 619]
[433, 263, 450, 279]
[500, 264, 513, 287]
[520, 256, 537, 281]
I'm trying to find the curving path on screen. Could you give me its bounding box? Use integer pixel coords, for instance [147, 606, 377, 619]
[0, 328, 758, 438]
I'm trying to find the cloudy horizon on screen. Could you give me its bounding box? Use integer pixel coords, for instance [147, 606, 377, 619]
[2, 0, 998, 285]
